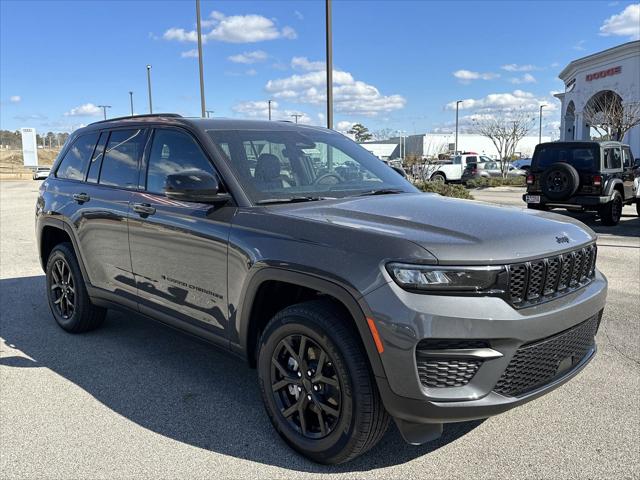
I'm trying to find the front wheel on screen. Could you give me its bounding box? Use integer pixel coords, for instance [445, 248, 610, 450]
[257, 300, 389, 464]
[599, 191, 623, 226]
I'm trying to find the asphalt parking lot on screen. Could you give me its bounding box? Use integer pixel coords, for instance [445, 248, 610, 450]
[1, 180, 638, 479]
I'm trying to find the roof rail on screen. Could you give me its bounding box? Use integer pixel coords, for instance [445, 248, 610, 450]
[88, 113, 182, 126]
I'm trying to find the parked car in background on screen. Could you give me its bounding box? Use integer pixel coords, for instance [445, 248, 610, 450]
[634, 159, 640, 216]
[424, 153, 493, 183]
[462, 161, 526, 183]
[524, 141, 637, 225]
[32, 167, 50, 180]
[512, 158, 532, 172]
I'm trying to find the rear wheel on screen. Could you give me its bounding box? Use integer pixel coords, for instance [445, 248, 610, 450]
[431, 173, 446, 183]
[257, 299, 389, 464]
[46, 243, 106, 333]
[599, 190, 623, 226]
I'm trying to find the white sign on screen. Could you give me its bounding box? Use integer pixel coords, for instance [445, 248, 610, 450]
[20, 128, 39, 167]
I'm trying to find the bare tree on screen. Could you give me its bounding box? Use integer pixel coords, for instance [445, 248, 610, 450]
[582, 91, 640, 142]
[475, 114, 533, 177]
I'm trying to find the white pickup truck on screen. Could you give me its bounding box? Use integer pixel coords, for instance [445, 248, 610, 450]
[423, 153, 493, 183]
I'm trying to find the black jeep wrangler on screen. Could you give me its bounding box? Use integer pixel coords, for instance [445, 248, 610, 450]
[524, 141, 639, 226]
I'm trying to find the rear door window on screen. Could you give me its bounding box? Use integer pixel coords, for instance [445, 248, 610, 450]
[622, 147, 632, 168]
[99, 129, 147, 188]
[55, 132, 99, 180]
[86, 132, 108, 183]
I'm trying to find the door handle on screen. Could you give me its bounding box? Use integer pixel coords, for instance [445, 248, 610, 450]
[72, 193, 90, 203]
[132, 202, 156, 216]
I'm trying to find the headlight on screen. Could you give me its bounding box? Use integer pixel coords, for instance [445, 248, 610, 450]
[387, 263, 504, 292]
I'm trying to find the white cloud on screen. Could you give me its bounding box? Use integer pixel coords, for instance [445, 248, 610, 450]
[336, 120, 355, 132]
[232, 100, 278, 119]
[573, 39, 586, 51]
[9, 95, 21, 103]
[501, 64, 539, 72]
[64, 103, 102, 117]
[453, 70, 499, 83]
[181, 49, 199, 58]
[291, 56, 325, 71]
[164, 11, 297, 44]
[509, 73, 537, 84]
[600, 4, 640, 39]
[445, 90, 555, 115]
[246, 68, 257, 76]
[265, 62, 406, 116]
[294, 10, 304, 20]
[228, 50, 268, 64]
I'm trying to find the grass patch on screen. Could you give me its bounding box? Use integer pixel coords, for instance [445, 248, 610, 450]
[415, 181, 474, 200]
[464, 176, 526, 189]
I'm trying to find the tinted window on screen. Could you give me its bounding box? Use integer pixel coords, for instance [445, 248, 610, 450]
[86, 132, 107, 183]
[56, 133, 99, 180]
[207, 129, 414, 202]
[622, 147, 632, 168]
[533, 144, 599, 172]
[99, 129, 146, 188]
[466, 156, 477, 163]
[146, 129, 216, 194]
[603, 148, 621, 169]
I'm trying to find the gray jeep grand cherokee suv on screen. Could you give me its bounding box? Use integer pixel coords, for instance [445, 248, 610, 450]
[36, 114, 607, 464]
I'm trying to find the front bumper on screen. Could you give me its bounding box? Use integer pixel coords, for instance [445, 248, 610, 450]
[361, 270, 607, 432]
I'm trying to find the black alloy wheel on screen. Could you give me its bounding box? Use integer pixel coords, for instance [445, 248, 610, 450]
[271, 334, 341, 439]
[50, 258, 75, 319]
[46, 243, 106, 333]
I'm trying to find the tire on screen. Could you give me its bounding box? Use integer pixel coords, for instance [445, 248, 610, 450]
[257, 299, 390, 464]
[45, 243, 106, 333]
[431, 173, 446, 183]
[599, 190, 623, 226]
[540, 162, 580, 201]
[636, 201, 639, 217]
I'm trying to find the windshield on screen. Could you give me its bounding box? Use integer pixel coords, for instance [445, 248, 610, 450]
[207, 128, 416, 203]
[533, 144, 600, 171]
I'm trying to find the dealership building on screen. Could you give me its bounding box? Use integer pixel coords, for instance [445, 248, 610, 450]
[555, 40, 640, 154]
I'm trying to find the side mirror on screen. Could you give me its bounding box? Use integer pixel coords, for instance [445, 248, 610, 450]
[165, 171, 229, 203]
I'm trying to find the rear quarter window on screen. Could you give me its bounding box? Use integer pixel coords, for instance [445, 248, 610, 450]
[55, 133, 99, 180]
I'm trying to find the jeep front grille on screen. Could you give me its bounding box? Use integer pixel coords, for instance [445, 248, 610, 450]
[507, 244, 597, 308]
[494, 315, 599, 397]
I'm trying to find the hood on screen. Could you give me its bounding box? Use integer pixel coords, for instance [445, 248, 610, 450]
[273, 193, 596, 264]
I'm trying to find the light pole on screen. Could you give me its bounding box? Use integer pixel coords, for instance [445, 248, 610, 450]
[146, 65, 153, 114]
[195, 0, 206, 118]
[539, 104, 546, 144]
[325, 0, 333, 130]
[205, 110, 214, 118]
[97, 105, 111, 120]
[268, 100, 273, 120]
[291, 114, 302, 123]
[129, 91, 134, 116]
[455, 100, 462, 154]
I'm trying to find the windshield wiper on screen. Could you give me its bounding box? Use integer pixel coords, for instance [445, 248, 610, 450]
[356, 188, 406, 197]
[255, 196, 333, 205]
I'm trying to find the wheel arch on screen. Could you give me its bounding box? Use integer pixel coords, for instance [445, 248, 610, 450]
[604, 178, 624, 198]
[237, 267, 387, 379]
[38, 218, 92, 287]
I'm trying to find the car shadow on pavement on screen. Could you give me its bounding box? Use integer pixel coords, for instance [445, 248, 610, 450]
[0, 275, 483, 473]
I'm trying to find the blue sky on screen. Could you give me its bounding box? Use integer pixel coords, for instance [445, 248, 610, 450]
[1, 0, 639, 137]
